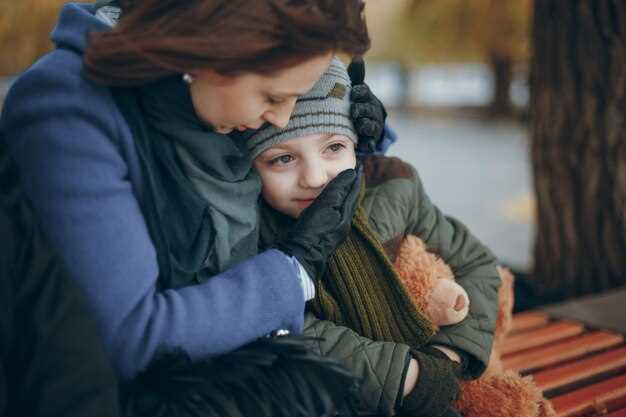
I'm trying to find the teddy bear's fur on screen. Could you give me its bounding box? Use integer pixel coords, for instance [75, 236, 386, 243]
[393, 235, 556, 417]
[393, 235, 470, 328]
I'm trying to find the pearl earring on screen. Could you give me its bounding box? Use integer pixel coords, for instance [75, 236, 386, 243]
[182, 73, 194, 84]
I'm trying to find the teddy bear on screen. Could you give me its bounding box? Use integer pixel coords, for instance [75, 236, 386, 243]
[393, 234, 556, 417]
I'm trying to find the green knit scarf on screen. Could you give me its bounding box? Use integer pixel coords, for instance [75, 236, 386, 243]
[260, 180, 436, 348]
[310, 200, 435, 347]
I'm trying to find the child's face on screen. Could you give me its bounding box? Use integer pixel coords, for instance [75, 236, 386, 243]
[254, 133, 357, 218]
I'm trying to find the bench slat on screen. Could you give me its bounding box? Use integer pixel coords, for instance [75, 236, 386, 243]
[500, 321, 584, 356]
[533, 346, 626, 391]
[551, 374, 626, 417]
[510, 311, 551, 334]
[502, 331, 624, 372]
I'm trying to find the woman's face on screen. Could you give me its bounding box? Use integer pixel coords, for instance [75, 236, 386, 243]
[253, 133, 357, 218]
[189, 53, 333, 134]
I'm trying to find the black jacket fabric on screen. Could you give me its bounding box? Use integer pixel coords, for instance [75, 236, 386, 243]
[0, 145, 120, 417]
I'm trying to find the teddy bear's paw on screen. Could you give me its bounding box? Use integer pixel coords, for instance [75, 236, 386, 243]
[456, 371, 545, 417]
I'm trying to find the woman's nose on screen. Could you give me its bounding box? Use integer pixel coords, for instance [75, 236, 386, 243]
[264, 101, 296, 129]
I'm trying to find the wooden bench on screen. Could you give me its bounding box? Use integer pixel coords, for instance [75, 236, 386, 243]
[504, 305, 626, 417]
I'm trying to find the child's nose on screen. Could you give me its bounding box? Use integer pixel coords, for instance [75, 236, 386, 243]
[300, 162, 329, 189]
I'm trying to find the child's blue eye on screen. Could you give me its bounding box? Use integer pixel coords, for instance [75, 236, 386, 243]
[269, 154, 294, 165]
[328, 143, 346, 152]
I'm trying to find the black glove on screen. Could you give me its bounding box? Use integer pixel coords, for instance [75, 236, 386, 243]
[399, 346, 461, 417]
[275, 166, 362, 281]
[348, 57, 388, 153]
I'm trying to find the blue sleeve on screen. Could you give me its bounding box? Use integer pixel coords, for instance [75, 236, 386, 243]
[377, 123, 397, 154]
[1, 59, 305, 379]
[355, 122, 397, 157]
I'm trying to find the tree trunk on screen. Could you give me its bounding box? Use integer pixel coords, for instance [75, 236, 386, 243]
[530, 0, 626, 298]
[397, 63, 412, 110]
[488, 53, 514, 117]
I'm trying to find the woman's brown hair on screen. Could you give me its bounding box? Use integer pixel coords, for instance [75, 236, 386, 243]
[83, 0, 370, 86]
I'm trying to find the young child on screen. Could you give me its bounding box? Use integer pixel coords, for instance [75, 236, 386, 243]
[248, 57, 501, 417]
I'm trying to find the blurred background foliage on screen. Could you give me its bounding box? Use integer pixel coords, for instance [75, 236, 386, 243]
[368, 0, 531, 64]
[0, 0, 66, 76]
[365, 0, 532, 115]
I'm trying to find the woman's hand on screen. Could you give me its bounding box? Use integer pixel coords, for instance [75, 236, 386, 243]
[348, 58, 388, 153]
[275, 166, 362, 280]
[403, 358, 420, 396]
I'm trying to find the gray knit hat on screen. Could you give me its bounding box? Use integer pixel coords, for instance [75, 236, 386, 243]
[248, 56, 358, 159]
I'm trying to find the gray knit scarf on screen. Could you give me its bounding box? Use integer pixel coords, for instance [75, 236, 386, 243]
[97, 1, 260, 288]
[113, 77, 261, 289]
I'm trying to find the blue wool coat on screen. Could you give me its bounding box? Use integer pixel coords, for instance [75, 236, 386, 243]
[0, 3, 305, 379]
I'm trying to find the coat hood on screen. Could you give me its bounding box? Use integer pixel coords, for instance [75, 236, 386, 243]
[50, 3, 111, 56]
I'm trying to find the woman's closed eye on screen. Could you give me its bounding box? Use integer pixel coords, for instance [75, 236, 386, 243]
[266, 95, 284, 105]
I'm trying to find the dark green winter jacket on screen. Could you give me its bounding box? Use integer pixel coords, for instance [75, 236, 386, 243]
[302, 155, 501, 416]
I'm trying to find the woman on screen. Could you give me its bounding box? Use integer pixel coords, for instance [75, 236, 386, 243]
[0, 0, 381, 381]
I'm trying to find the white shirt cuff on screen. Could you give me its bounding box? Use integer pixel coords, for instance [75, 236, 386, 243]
[290, 257, 316, 301]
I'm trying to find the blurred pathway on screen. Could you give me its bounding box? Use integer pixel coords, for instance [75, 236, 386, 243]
[386, 111, 534, 271]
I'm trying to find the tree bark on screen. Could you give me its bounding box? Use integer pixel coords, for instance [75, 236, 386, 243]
[397, 63, 412, 110]
[530, 0, 626, 298]
[488, 53, 514, 117]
